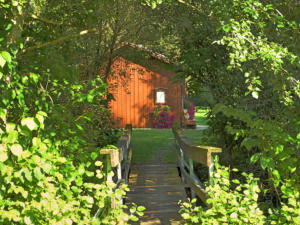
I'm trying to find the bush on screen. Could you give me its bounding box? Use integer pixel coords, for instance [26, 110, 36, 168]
[180, 163, 265, 225]
[0, 51, 139, 224]
[187, 102, 196, 120]
[149, 104, 175, 128]
[179, 163, 300, 225]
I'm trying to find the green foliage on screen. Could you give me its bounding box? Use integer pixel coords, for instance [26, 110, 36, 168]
[149, 0, 300, 223]
[0, 40, 136, 225]
[180, 163, 300, 225]
[180, 164, 265, 225]
[0, 1, 153, 223]
[194, 107, 209, 125]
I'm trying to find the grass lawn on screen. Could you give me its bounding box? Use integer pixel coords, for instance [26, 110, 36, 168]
[194, 107, 209, 125]
[131, 129, 206, 164]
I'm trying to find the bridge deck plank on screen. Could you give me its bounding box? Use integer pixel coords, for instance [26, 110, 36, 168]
[126, 164, 187, 225]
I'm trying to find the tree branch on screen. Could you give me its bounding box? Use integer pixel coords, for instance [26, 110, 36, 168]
[177, 0, 199, 11]
[30, 14, 65, 25]
[22, 28, 98, 53]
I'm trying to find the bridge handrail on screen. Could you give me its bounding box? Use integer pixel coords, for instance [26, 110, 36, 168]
[94, 124, 132, 218]
[172, 123, 222, 205]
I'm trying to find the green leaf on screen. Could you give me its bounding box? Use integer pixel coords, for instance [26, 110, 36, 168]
[1, 51, 11, 63]
[23, 168, 32, 182]
[272, 169, 280, 180]
[130, 215, 139, 222]
[250, 153, 261, 163]
[75, 123, 83, 131]
[85, 171, 94, 177]
[5, 23, 12, 31]
[0, 108, 6, 121]
[42, 163, 52, 174]
[252, 91, 259, 99]
[222, 25, 231, 32]
[87, 94, 94, 102]
[260, 156, 270, 170]
[71, 186, 82, 193]
[0, 55, 5, 68]
[37, 111, 47, 117]
[0, 152, 8, 162]
[11, 144, 23, 156]
[232, 179, 240, 184]
[7, 130, 18, 143]
[90, 152, 97, 160]
[151, 1, 156, 9]
[21, 117, 38, 130]
[137, 206, 146, 211]
[29, 73, 39, 83]
[33, 167, 43, 180]
[75, 177, 83, 186]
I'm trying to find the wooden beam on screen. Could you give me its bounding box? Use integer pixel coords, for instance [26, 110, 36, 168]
[172, 125, 221, 166]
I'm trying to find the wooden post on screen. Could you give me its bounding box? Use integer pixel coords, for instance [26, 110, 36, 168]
[179, 147, 186, 184]
[209, 162, 214, 185]
[189, 158, 196, 200]
[172, 123, 222, 206]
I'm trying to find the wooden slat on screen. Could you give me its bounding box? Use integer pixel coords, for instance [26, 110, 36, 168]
[173, 128, 210, 166]
[180, 166, 208, 203]
[172, 126, 221, 167]
[174, 141, 208, 202]
[123, 146, 132, 183]
[99, 148, 120, 167]
[172, 124, 222, 206]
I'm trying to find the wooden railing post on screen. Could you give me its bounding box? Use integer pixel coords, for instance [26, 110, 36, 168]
[188, 158, 196, 200]
[94, 124, 133, 219]
[208, 162, 214, 185]
[172, 123, 222, 205]
[179, 146, 186, 184]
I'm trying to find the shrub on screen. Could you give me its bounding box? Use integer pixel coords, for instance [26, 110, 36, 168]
[149, 104, 175, 128]
[179, 162, 300, 225]
[180, 163, 266, 225]
[0, 51, 139, 224]
[187, 102, 196, 120]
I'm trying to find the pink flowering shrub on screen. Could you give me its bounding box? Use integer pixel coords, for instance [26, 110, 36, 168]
[187, 102, 196, 120]
[149, 104, 175, 128]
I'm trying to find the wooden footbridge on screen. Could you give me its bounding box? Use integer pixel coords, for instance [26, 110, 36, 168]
[100, 124, 221, 224]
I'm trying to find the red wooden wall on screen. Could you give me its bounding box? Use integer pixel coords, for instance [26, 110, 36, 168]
[108, 56, 183, 128]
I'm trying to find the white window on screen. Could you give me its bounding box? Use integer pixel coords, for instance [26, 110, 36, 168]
[156, 91, 165, 103]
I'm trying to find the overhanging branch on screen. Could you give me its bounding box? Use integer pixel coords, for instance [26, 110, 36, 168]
[22, 28, 98, 53]
[30, 14, 65, 25]
[177, 0, 199, 11]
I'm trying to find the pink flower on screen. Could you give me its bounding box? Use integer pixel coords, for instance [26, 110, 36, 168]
[187, 102, 196, 120]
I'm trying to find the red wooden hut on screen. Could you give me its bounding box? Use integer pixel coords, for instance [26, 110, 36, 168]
[107, 44, 184, 128]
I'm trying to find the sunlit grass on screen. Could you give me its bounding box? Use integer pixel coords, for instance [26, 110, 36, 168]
[130, 107, 211, 164]
[131, 129, 206, 164]
[194, 107, 209, 125]
[131, 129, 173, 164]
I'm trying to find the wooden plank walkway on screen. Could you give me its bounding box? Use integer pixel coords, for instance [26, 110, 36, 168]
[126, 164, 187, 225]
